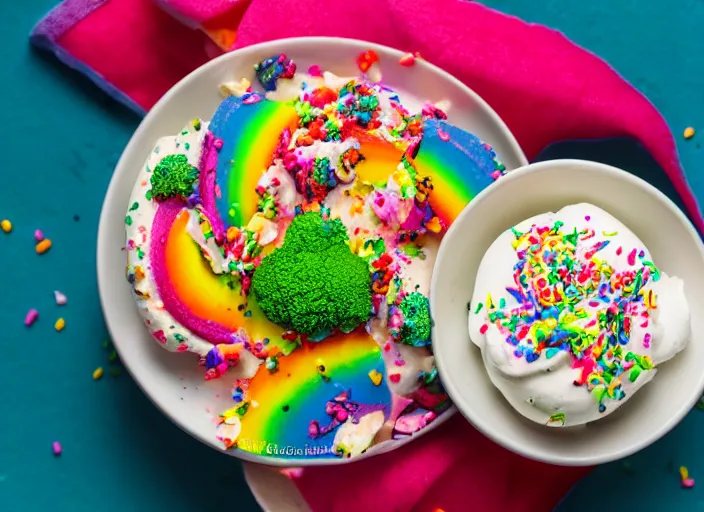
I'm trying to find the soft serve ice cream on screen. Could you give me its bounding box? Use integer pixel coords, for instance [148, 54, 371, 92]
[468, 203, 690, 427]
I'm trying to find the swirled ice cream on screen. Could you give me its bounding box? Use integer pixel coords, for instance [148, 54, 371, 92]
[468, 203, 690, 427]
[125, 52, 509, 460]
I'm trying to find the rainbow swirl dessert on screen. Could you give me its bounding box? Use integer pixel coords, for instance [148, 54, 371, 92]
[125, 53, 507, 460]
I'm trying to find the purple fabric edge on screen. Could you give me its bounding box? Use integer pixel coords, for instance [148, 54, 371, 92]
[29, 0, 147, 116]
[32, 0, 106, 41]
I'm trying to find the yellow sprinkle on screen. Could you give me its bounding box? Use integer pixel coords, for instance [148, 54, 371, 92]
[36, 238, 52, 254]
[54, 318, 65, 332]
[368, 369, 383, 386]
[486, 293, 494, 309]
[92, 367, 104, 380]
[226, 226, 240, 242]
[681, 466, 689, 479]
[1, 219, 11, 233]
[426, 217, 442, 233]
[684, 127, 695, 140]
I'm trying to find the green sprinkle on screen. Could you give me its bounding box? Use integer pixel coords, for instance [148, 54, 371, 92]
[129, 202, 139, 211]
[108, 350, 118, 363]
[628, 366, 642, 383]
[401, 244, 425, 259]
[474, 302, 484, 314]
[125, 215, 133, 226]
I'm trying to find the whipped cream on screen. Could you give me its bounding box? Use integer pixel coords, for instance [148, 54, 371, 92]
[468, 203, 690, 427]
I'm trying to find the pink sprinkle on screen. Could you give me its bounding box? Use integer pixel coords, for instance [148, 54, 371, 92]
[54, 290, 67, 305]
[213, 138, 223, 150]
[394, 359, 406, 367]
[585, 215, 591, 221]
[243, 94, 263, 105]
[490, 170, 502, 180]
[643, 333, 652, 348]
[24, 309, 39, 326]
[627, 249, 637, 266]
[683, 478, 695, 489]
[389, 373, 401, 383]
[479, 324, 488, 334]
[52, 441, 62, 456]
[34, 229, 44, 242]
[616, 246, 623, 256]
[437, 129, 450, 142]
[307, 65, 323, 77]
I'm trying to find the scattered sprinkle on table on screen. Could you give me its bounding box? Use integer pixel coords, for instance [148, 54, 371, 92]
[52, 441, 62, 456]
[680, 466, 695, 488]
[93, 367, 104, 380]
[1, 219, 11, 233]
[24, 309, 39, 327]
[34, 229, 44, 241]
[684, 127, 695, 140]
[54, 290, 67, 305]
[54, 317, 65, 331]
[36, 238, 52, 254]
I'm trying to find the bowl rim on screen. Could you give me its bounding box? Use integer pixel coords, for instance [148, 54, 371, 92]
[96, 36, 528, 466]
[430, 158, 704, 466]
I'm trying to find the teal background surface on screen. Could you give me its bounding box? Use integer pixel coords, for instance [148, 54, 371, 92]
[0, 1, 703, 510]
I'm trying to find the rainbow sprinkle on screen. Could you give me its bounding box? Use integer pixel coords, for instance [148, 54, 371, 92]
[479, 221, 659, 413]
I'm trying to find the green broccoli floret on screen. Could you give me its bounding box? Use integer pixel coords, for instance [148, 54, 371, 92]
[251, 212, 372, 336]
[398, 292, 432, 347]
[150, 154, 199, 201]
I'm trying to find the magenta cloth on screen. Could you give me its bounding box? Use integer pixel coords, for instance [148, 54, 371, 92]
[293, 415, 591, 512]
[155, 0, 237, 24]
[30, 0, 704, 510]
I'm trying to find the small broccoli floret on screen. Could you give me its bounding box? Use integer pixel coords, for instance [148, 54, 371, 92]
[398, 292, 432, 346]
[251, 212, 372, 336]
[150, 154, 199, 201]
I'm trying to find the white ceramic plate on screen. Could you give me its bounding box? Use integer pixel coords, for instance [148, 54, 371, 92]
[431, 159, 704, 466]
[97, 37, 527, 465]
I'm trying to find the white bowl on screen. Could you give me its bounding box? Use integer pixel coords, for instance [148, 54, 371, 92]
[96, 37, 527, 465]
[430, 159, 704, 466]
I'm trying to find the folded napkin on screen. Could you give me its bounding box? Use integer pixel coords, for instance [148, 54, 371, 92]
[30, 0, 704, 510]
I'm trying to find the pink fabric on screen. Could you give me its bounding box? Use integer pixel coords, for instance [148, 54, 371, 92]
[156, 0, 239, 23]
[35, 0, 704, 510]
[58, 0, 215, 110]
[294, 415, 591, 512]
